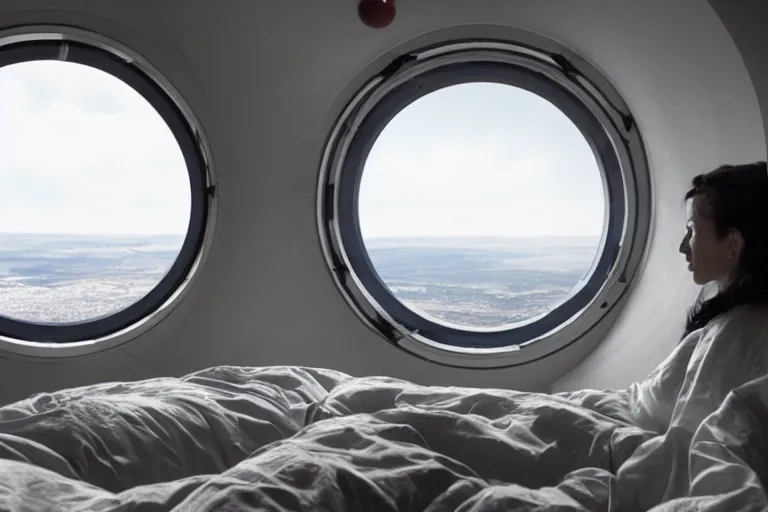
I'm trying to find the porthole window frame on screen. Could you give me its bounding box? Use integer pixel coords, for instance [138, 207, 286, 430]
[317, 37, 651, 368]
[0, 25, 216, 349]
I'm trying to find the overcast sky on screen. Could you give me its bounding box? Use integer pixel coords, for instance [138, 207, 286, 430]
[360, 82, 605, 238]
[0, 61, 605, 238]
[0, 60, 190, 235]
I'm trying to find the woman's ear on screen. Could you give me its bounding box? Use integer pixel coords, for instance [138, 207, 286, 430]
[728, 229, 745, 260]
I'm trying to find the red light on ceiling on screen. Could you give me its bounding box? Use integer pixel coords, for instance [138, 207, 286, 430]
[358, 0, 396, 29]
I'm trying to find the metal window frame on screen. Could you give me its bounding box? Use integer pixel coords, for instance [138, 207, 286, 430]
[0, 28, 213, 344]
[317, 38, 651, 368]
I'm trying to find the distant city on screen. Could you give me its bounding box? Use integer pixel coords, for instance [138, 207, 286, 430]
[365, 236, 599, 328]
[0, 233, 182, 323]
[0, 233, 600, 328]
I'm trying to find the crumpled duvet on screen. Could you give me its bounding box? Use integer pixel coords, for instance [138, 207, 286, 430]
[2, 306, 768, 511]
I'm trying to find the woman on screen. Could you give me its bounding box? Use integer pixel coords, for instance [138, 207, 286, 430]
[679, 161, 768, 337]
[628, 161, 768, 434]
[607, 161, 768, 509]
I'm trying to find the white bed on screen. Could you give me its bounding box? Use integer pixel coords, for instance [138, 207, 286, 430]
[2, 307, 768, 511]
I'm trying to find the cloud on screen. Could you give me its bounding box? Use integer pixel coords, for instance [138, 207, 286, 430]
[0, 60, 190, 235]
[358, 82, 606, 238]
[0, 62, 605, 240]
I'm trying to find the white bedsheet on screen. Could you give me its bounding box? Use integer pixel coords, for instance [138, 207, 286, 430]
[2, 306, 768, 511]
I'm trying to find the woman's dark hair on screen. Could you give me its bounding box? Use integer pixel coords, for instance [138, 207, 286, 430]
[683, 161, 768, 337]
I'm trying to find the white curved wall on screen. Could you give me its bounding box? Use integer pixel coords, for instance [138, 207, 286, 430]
[554, 0, 768, 391]
[0, 0, 763, 404]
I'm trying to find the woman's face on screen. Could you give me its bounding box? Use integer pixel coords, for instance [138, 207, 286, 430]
[679, 194, 740, 286]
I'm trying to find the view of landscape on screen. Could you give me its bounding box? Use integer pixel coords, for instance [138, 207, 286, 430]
[0, 233, 182, 323]
[365, 236, 599, 328]
[354, 83, 607, 330]
[1, 59, 191, 327]
[0, 232, 597, 327]
[0, 61, 607, 333]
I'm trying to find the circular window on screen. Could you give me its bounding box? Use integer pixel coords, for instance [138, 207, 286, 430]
[0, 34, 211, 344]
[318, 40, 650, 367]
[360, 82, 606, 330]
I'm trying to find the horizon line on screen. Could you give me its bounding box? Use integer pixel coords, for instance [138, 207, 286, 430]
[363, 234, 602, 239]
[0, 232, 602, 239]
[0, 231, 186, 237]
